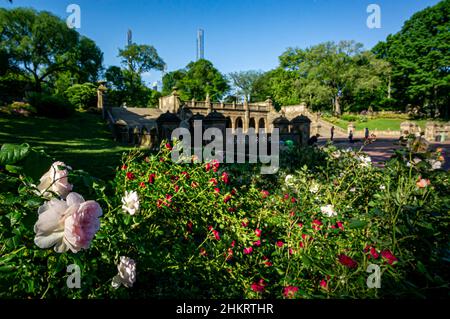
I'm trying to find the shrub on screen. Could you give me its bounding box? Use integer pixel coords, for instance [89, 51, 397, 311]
[0, 101, 37, 117]
[0, 140, 448, 299]
[64, 83, 97, 110]
[340, 114, 358, 122]
[27, 92, 74, 118]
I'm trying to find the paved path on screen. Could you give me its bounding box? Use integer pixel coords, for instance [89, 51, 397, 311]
[318, 138, 450, 170]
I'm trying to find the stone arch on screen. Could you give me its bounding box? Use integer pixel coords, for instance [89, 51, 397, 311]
[225, 117, 232, 130]
[235, 117, 243, 129]
[249, 118, 256, 129]
[258, 118, 266, 133]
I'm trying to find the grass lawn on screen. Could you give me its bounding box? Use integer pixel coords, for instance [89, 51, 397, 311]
[0, 111, 130, 180]
[323, 116, 432, 131]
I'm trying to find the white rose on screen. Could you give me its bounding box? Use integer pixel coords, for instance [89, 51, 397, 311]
[320, 204, 337, 217]
[330, 151, 341, 159]
[427, 159, 442, 170]
[309, 183, 319, 194]
[285, 175, 295, 187]
[112, 256, 136, 288]
[34, 192, 102, 253]
[122, 190, 140, 215]
[36, 161, 73, 199]
[358, 155, 372, 167]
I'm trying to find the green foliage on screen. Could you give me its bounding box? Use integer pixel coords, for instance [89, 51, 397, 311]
[373, 0, 450, 118]
[0, 101, 36, 117]
[228, 70, 264, 101]
[105, 43, 165, 107]
[162, 59, 230, 101]
[27, 92, 74, 118]
[0, 139, 448, 298]
[64, 83, 97, 110]
[0, 8, 103, 93]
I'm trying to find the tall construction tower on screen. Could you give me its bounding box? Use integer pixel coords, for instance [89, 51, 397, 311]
[127, 29, 132, 46]
[196, 29, 204, 60]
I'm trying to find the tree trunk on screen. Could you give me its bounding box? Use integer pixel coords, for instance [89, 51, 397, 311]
[33, 74, 42, 92]
[388, 75, 391, 99]
[335, 95, 341, 116]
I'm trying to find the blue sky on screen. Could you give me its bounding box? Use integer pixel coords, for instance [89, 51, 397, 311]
[0, 0, 442, 85]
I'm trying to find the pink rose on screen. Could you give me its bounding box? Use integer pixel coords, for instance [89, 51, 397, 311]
[34, 192, 102, 253]
[36, 161, 73, 199]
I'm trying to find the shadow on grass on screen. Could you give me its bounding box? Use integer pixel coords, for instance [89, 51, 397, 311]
[0, 112, 131, 180]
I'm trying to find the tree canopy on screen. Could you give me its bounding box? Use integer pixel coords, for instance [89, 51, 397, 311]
[228, 70, 264, 102]
[0, 8, 103, 92]
[372, 0, 450, 118]
[162, 59, 229, 101]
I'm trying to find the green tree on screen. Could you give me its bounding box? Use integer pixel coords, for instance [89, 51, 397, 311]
[278, 41, 389, 114]
[161, 69, 186, 96]
[118, 43, 165, 93]
[228, 70, 263, 101]
[0, 8, 103, 92]
[373, 0, 450, 118]
[64, 83, 97, 110]
[162, 59, 229, 101]
[106, 43, 165, 107]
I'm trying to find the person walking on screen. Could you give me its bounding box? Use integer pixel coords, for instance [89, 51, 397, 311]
[330, 126, 335, 141]
[348, 130, 354, 144]
[365, 128, 370, 141]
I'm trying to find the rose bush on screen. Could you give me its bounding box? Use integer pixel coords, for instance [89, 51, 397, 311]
[0, 138, 448, 299]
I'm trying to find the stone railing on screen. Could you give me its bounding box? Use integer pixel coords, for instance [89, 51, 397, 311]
[159, 88, 274, 114]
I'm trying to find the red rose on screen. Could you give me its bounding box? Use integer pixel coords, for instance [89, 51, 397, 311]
[209, 178, 218, 185]
[381, 249, 397, 265]
[320, 279, 328, 289]
[253, 240, 261, 247]
[312, 219, 322, 231]
[243, 247, 253, 255]
[223, 194, 232, 203]
[251, 279, 266, 293]
[126, 172, 135, 180]
[283, 286, 298, 299]
[221, 172, 229, 184]
[148, 173, 156, 184]
[181, 171, 190, 179]
[212, 159, 220, 172]
[276, 241, 284, 247]
[338, 254, 358, 269]
[165, 143, 172, 150]
[139, 182, 146, 188]
[212, 229, 220, 241]
[261, 190, 269, 198]
[255, 228, 262, 237]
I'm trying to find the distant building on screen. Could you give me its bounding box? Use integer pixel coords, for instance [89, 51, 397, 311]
[127, 29, 132, 46]
[196, 29, 204, 60]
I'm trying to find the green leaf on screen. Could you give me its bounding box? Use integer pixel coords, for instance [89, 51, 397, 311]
[349, 219, 368, 229]
[0, 143, 30, 165]
[19, 149, 52, 181]
[302, 254, 313, 267]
